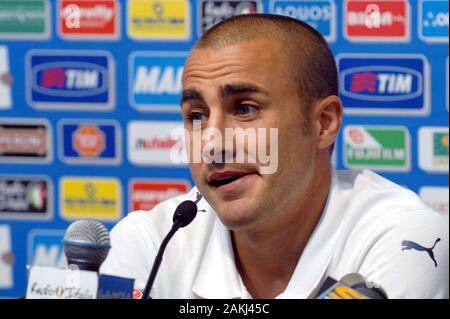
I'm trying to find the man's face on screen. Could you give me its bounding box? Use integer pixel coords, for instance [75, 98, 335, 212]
[181, 38, 318, 231]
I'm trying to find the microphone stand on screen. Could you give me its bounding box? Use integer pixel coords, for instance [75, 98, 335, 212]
[142, 222, 181, 299]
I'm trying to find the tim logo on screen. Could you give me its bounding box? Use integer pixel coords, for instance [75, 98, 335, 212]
[27, 50, 115, 110]
[58, 120, 121, 165]
[345, 0, 410, 42]
[402, 238, 441, 267]
[130, 52, 187, 112]
[337, 54, 429, 115]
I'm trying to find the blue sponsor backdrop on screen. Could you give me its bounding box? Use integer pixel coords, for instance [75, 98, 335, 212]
[0, 0, 448, 297]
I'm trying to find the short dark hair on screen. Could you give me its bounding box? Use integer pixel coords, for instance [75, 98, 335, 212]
[195, 14, 339, 111]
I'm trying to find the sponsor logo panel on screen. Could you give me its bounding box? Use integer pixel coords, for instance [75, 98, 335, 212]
[58, 0, 120, 39]
[418, 127, 449, 173]
[128, 121, 187, 166]
[337, 54, 429, 115]
[129, 179, 191, 211]
[344, 0, 410, 42]
[419, 0, 449, 43]
[0, 119, 52, 163]
[0, 225, 13, 289]
[447, 56, 449, 112]
[58, 119, 121, 165]
[27, 229, 67, 268]
[26, 50, 115, 110]
[0, 175, 53, 220]
[419, 186, 449, 215]
[127, 0, 191, 40]
[0, 0, 50, 39]
[0, 46, 12, 109]
[269, 0, 336, 42]
[60, 177, 122, 221]
[343, 125, 410, 171]
[130, 51, 187, 112]
[199, 0, 263, 35]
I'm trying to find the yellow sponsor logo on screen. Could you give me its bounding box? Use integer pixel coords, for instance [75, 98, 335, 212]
[60, 177, 121, 221]
[327, 285, 367, 299]
[128, 0, 191, 40]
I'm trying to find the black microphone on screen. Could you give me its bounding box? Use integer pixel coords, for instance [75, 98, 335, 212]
[142, 200, 199, 299]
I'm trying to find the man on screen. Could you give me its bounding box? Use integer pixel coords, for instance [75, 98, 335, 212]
[101, 14, 448, 299]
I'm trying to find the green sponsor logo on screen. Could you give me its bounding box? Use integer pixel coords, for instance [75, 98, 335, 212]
[344, 126, 409, 170]
[433, 132, 449, 165]
[0, 1, 48, 37]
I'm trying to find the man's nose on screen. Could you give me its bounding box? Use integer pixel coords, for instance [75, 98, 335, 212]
[202, 112, 233, 164]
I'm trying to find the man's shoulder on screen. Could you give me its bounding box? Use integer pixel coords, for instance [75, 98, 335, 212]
[338, 169, 439, 219]
[336, 169, 446, 238]
[332, 170, 448, 298]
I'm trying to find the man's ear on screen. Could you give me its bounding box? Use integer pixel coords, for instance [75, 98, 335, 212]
[313, 95, 343, 150]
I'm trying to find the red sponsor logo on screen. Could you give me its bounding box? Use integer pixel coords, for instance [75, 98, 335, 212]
[133, 289, 143, 299]
[345, 0, 409, 41]
[59, 0, 118, 38]
[73, 125, 105, 157]
[130, 180, 190, 211]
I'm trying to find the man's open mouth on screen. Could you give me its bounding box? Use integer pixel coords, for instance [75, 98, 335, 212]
[207, 171, 254, 188]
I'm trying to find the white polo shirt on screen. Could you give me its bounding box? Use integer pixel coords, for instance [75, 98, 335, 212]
[100, 169, 449, 299]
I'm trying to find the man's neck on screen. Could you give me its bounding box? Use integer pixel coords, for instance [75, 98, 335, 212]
[232, 166, 332, 299]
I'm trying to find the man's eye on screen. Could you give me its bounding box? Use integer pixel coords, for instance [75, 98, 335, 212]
[238, 104, 258, 116]
[189, 112, 207, 122]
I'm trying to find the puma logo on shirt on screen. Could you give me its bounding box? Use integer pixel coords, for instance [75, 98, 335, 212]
[401, 238, 441, 267]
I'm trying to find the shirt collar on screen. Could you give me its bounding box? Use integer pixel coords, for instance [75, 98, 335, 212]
[192, 169, 348, 299]
[192, 216, 244, 299]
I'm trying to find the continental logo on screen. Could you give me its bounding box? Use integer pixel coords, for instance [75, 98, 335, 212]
[60, 177, 121, 221]
[127, 0, 191, 40]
